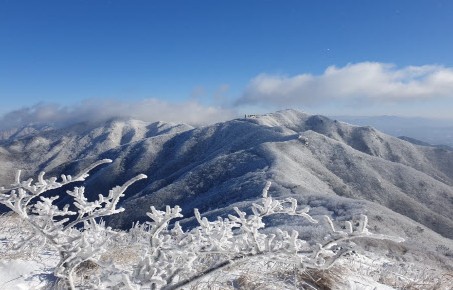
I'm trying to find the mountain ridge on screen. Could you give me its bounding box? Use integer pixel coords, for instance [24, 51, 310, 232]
[0, 110, 452, 252]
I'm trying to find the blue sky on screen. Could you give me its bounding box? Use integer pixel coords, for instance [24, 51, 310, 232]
[1, 0, 453, 126]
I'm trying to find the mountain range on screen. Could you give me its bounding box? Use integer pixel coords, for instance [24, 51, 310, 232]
[1, 109, 452, 269]
[332, 115, 453, 148]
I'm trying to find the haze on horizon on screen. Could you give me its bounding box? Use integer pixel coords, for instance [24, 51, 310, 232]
[1, 0, 453, 128]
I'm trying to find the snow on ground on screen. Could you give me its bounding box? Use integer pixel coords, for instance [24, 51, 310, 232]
[0, 214, 58, 289]
[0, 243, 450, 289]
[0, 212, 389, 290]
[189, 255, 400, 290]
[1, 212, 452, 289]
[0, 259, 55, 290]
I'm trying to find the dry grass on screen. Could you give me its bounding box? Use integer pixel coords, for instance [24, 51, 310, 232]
[2, 212, 452, 290]
[274, 266, 346, 290]
[233, 273, 278, 290]
[0, 212, 47, 260]
[378, 270, 453, 290]
[341, 252, 453, 290]
[99, 244, 144, 267]
[187, 260, 345, 290]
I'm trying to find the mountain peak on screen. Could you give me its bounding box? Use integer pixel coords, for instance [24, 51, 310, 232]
[244, 109, 311, 131]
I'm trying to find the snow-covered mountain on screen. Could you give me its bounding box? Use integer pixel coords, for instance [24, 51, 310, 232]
[332, 115, 453, 147]
[1, 109, 452, 268]
[0, 123, 54, 141]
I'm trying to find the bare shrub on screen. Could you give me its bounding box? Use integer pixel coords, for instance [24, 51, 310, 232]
[1, 162, 404, 290]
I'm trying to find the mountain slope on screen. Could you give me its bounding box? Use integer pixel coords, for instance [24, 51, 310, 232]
[0, 110, 452, 249]
[332, 115, 453, 147]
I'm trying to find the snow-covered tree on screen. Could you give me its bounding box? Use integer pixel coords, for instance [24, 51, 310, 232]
[124, 181, 404, 289]
[0, 159, 147, 289]
[1, 162, 404, 289]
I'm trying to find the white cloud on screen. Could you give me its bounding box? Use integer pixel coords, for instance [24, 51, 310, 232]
[238, 62, 453, 106]
[3, 62, 452, 130]
[0, 99, 236, 130]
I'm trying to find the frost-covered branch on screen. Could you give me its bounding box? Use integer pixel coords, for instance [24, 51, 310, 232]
[2, 164, 405, 290]
[126, 181, 404, 290]
[0, 159, 147, 290]
[63, 173, 147, 231]
[0, 159, 112, 217]
[304, 214, 405, 269]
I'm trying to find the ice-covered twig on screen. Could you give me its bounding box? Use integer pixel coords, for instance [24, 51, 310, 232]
[306, 215, 405, 269]
[0, 159, 146, 290]
[140, 182, 404, 290]
[63, 174, 147, 231]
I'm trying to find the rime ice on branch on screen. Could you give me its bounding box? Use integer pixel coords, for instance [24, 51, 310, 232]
[0, 162, 404, 290]
[0, 159, 147, 290]
[129, 181, 404, 290]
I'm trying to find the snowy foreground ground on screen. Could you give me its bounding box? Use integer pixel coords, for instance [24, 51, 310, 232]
[0, 253, 396, 290]
[1, 214, 451, 290]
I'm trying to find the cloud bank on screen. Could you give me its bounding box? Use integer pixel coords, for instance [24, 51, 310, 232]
[238, 62, 453, 106]
[2, 62, 452, 130]
[0, 99, 236, 130]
